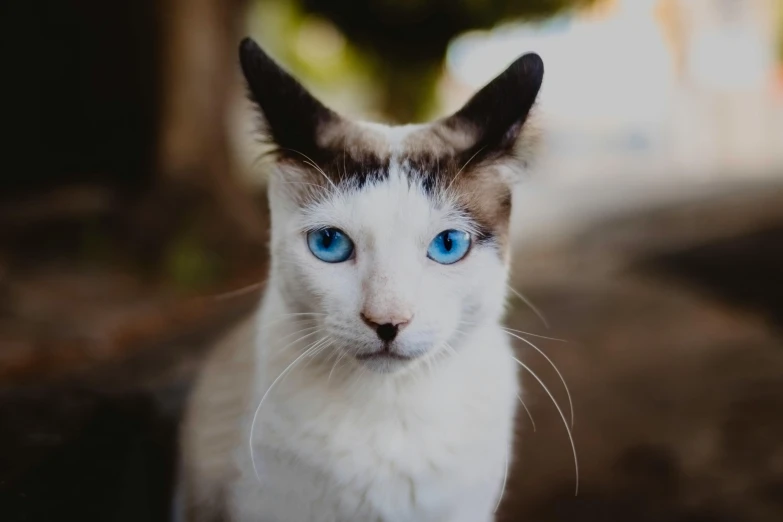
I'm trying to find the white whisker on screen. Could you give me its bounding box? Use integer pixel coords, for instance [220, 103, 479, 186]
[500, 326, 566, 343]
[504, 331, 573, 428]
[328, 350, 348, 384]
[342, 147, 347, 180]
[494, 453, 510, 513]
[446, 146, 486, 192]
[506, 284, 549, 329]
[268, 312, 327, 319]
[249, 339, 323, 482]
[443, 342, 459, 357]
[459, 321, 565, 343]
[210, 280, 267, 301]
[281, 181, 330, 190]
[280, 147, 338, 191]
[264, 318, 321, 332]
[308, 337, 334, 361]
[517, 394, 536, 432]
[274, 327, 321, 350]
[261, 313, 326, 329]
[511, 355, 579, 495]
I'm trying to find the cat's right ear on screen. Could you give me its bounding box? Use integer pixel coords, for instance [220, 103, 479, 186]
[239, 37, 338, 161]
[440, 53, 544, 170]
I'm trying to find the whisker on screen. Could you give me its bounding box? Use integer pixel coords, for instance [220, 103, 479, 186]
[260, 318, 323, 332]
[517, 394, 537, 432]
[261, 313, 326, 329]
[298, 337, 333, 373]
[506, 284, 549, 329]
[424, 352, 434, 378]
[264, 318, 321, 331]
[280, 147, 338, 191]
[209, 280, 267, 301]
[494, 453, 510, 513]
[511, 355, 579, 496]
[328, 350, 348, 384]
[459, 321, 565, 343]
[249, 339, 323, 482]
[454, 323, 546, 431]
[269, 312, 327, 318]
[274, 326, 321, 347]
[275, 326, 321, 347]
[271, 328, 323, 357]
[311, 337, 335, 360]
[446, 145, 486, 192]
[281, 181, 330, 190]
[342, 147, 347, 181]
[504, 331, 574, 428]
[500, 326, 567, 343]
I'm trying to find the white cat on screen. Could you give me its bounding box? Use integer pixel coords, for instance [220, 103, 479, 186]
[179, 37, 544, 522]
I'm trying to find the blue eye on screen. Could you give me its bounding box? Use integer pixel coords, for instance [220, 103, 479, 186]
[427, 229, 471, 265]
[307, 228, 354, 263]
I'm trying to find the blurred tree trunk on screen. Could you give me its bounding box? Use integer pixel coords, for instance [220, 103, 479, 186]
[4, 0, 266, 286]
[134, 0, 267, 282]
[155, 0, 264, 247]
[0, 0, 270, 387]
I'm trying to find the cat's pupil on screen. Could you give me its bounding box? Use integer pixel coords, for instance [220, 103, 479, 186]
[442, 232, 453, 252]
[321, 230, 333, 248]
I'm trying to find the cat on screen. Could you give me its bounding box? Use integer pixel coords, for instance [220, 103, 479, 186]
[178, 37, 544, 522]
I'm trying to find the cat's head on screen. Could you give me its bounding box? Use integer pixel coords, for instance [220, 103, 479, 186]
[240, 38, 543, 373]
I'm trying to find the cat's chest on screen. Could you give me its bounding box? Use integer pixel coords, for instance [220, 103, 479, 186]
[250, 379, 508, 520]
[264, 365, 511, 479]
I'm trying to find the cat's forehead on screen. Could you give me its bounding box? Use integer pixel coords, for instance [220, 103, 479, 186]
[283, 121, 512, 252]
[309, 120, 484, 188]
[300, 168, 471, 241]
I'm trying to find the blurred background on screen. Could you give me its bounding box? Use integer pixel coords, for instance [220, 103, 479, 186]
[2, 0, 782, 521]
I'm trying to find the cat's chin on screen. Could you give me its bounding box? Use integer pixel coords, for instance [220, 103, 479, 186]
[353, 350, 421, 373]
[355, 355, 415, 374]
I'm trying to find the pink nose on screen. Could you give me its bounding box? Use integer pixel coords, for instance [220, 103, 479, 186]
[360, 313, 412, 342]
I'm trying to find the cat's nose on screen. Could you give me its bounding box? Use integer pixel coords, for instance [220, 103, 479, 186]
[360, 313, 411, 342]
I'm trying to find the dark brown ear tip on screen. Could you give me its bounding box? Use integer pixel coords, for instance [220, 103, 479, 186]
[240, 37, 261, 54]
[514, 53, 544, 81]
[522, 53, 544, 72]
[239, 37, 271, 71]
[239, 37, 257, 58]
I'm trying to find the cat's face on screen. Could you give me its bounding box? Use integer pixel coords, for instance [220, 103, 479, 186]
[240, 38, 543, 373]
[268, 131, 512, 373]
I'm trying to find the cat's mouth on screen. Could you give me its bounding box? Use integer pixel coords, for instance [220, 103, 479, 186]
[355, 350, 414, 362]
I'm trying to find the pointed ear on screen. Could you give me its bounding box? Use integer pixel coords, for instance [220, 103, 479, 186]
[442, 53, 544, 164]
[239, 37, 339, 161]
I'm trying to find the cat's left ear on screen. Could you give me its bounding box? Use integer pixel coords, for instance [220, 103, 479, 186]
[441, 53, 544, 166]
[238, 37, 341, 163]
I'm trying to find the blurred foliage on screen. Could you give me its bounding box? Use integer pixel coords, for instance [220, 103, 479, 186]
[248, 1, 383, 119]
[251, 0, 597, 122]
[164, 225, 222, 293]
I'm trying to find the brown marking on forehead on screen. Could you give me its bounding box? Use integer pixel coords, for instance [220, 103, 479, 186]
[398, 122, 518, 191]
[398, 127, 515, 257]
[318, 120, 391, 157]
[275, 120, 392, 201]
[451, 168, 513, 257]
[402, 122, 477, 157]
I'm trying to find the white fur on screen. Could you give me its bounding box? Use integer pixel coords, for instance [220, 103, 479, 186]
[185, 125, 519, 522]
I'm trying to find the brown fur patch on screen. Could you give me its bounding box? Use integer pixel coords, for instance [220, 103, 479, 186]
[398, 126, 515, 256]
[450, 168, 513, 256]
